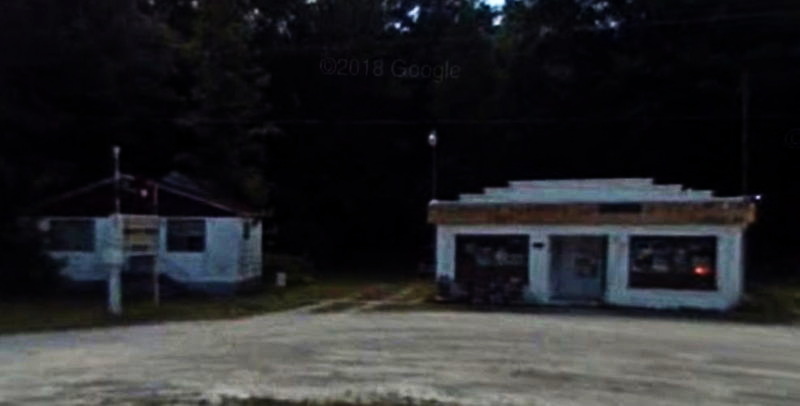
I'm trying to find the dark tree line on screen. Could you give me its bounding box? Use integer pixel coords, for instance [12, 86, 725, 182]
[1, 0, 799, 281]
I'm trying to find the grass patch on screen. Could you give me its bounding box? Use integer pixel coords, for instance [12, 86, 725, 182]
[356, 285, 394, 301]
[355, 282, 411, 301]
[0, 287, 317, 335]
[0, 274, 424, 335]
[363, 302, 425, 312]
[735, 284, 800, 323]
[398, 281, 437, 302]
[308, 300, 360, 313]
[264, 255, 317, 286]
[365, 301, 503, 313]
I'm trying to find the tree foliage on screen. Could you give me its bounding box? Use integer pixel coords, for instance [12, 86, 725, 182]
[1, 0, 799, 274]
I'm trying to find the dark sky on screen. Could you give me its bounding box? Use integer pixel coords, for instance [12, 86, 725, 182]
[3, 0, 800, 276]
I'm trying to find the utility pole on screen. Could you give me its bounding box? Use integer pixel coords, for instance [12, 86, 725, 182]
[741, 69, 750, 196]
[108, 146, 123, 316]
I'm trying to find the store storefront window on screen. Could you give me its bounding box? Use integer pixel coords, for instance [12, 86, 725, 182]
[454, 235, 529, 284]
[628, 236, 717, 291]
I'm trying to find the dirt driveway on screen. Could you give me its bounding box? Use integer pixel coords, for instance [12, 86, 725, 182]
[1, 307, 799, 405]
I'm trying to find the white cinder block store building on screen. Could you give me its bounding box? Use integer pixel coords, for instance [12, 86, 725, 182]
[428, 179, 756, 311]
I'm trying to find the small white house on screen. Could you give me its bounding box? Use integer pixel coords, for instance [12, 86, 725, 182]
[429, 179, 756, 311]
[33, 172, 262, 295]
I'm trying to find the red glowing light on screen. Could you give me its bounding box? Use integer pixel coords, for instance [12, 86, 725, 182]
[693, 266, 710, 276]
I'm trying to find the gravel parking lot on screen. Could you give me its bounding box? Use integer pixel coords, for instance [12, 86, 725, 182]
[1, 308, 799, 405]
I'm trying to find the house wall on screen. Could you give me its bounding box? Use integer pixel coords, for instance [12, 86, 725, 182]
[44, 217, 113, 282]
[158, 217, 247, 285]
[239, 220, 262, 279]
[436, 224, 745, 311]
[43, 216, 261, 294]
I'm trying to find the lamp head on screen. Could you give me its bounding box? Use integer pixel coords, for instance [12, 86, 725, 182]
[428, 131, 437, 147]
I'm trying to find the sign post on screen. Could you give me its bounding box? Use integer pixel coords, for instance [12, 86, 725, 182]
[107, 214, 123, 316]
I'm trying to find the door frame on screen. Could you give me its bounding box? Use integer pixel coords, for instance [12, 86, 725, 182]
[547, 234, 609, 302]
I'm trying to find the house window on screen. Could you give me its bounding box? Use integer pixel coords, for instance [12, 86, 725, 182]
[167, 219, 205, 252]
[628, 236, 717, 291]
[47, 220, 95, 251]
[243, 220, 251, 240]
[455, 235, 530, 285]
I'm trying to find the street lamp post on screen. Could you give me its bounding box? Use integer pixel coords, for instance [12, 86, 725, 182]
[427, 130, 439, 279]
[428, 130, 437, 202]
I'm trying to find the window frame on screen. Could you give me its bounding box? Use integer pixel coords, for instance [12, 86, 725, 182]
[166, 218, 207, 253]
[627, 235, 718, 291]
[454, 234, 531, 285]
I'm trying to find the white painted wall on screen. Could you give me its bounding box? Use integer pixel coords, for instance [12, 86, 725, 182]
[603, 227, 743, 310]
[43, 216, 261, 286]
[158, 217, 248, 284]
[436, 224, 746, 311]
[238, 219, 262, 279]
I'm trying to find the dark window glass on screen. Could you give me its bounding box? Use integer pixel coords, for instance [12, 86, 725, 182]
[455, 234, 529, 284]
[47, 220, 95, 251]
[166, 220, 206, 252]
[628, 236, 717, 291]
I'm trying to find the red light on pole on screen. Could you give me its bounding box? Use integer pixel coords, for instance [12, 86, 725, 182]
[693, 266, 711, 276]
